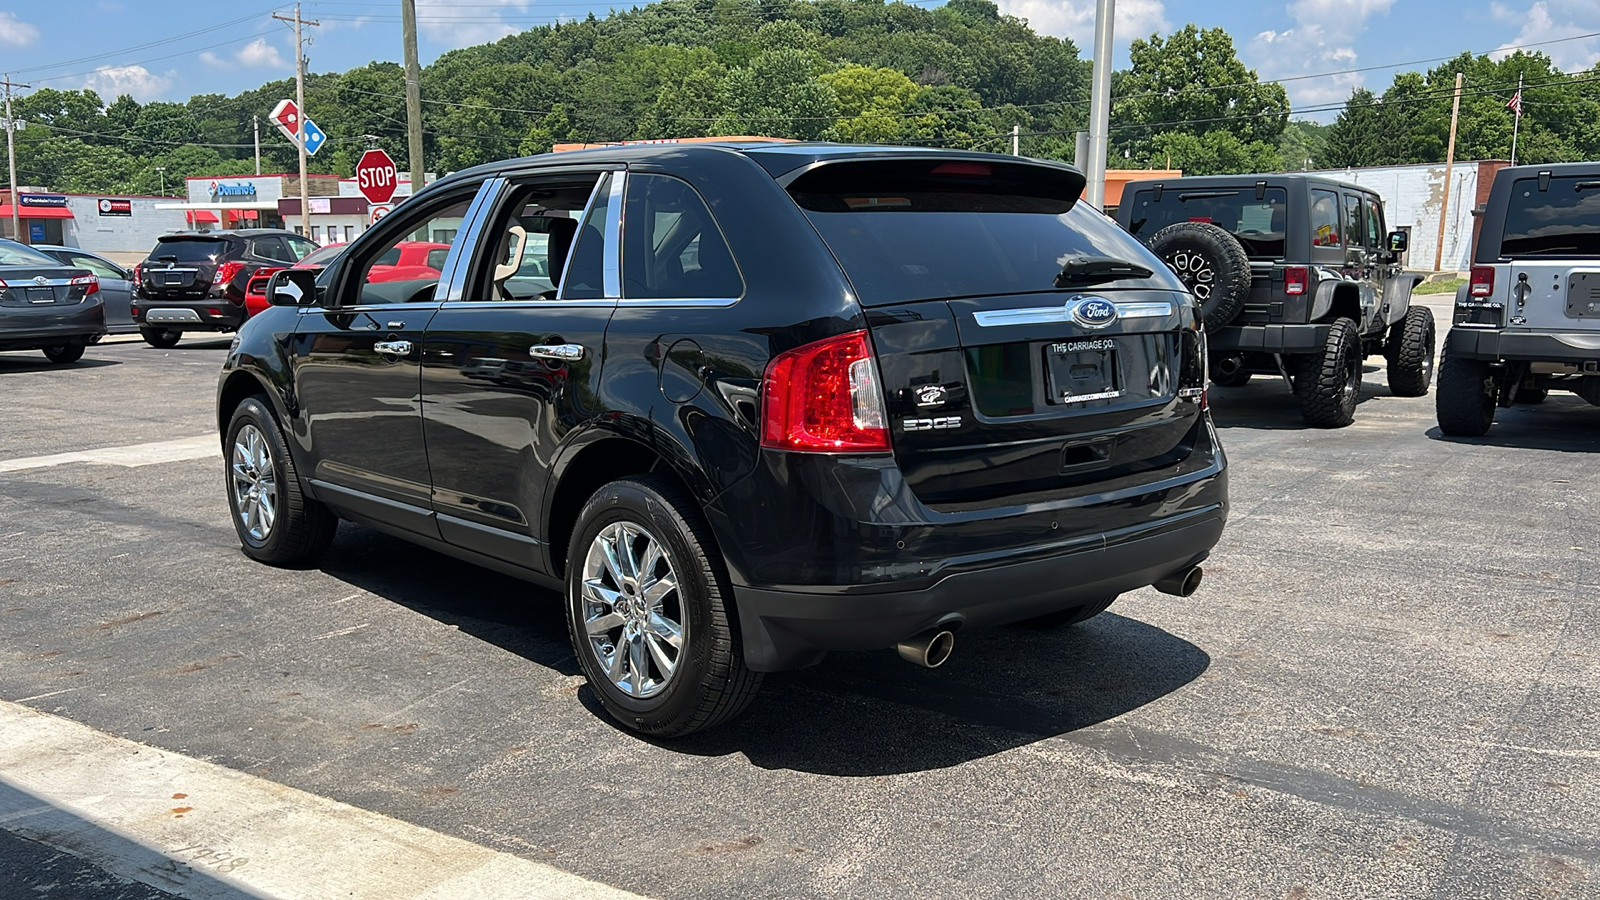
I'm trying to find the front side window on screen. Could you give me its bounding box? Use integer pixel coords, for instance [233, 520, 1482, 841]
[472, 173, 604, 302]
[623, 174, 744, 300]
[286, 236, 318, 259]
[69, 253, 124, 280]
[347, 195, 474, 305]
[1310, 189, 1342, 248]
[1365, 197, 1385, 249]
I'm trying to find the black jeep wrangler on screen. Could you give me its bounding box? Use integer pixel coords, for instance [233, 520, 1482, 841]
[1117, 175, 1433, 427]
[1437, 162, 1600, 436]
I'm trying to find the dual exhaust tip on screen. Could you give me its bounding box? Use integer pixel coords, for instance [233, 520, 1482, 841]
[893, 565, 1203, 668]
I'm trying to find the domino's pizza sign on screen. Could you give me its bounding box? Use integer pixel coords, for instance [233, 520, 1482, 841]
[210, 181, 257, 199]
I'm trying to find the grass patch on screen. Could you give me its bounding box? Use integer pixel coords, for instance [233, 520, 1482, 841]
[1415, 277, 1465, 295]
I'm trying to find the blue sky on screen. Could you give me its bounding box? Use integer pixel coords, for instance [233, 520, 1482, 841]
[1, 0, 1597, 120]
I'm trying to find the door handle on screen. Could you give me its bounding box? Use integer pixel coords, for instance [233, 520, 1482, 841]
[374, 340, 413, 356]
[529, 343, 585, 361]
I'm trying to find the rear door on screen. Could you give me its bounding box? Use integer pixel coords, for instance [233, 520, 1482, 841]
[785, 159, 1207, 506]
[1497, 173, 1600, 331]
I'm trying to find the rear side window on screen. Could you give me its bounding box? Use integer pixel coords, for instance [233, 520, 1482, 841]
[252, 237, 294, 263]
[150, 239, 228, 264]
[623, 174, 743, 300]
[1125, 186, 1288, 259]
[790, 160, 1180, 306]
[1343, 194, 1364, 247]
[1501, 176, 1600, 257]
[1310, 190, 1342, 248]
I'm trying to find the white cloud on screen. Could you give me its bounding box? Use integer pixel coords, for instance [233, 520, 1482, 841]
[991, 0, 1169, 46]
[1244, 0, 1398, 118]
[81, 65, 173, 102]
[0, 12, 40, 47]
[1491, 1, 1600, 72]
[235, 38, 288, 69]
[417, 0, 530, 48]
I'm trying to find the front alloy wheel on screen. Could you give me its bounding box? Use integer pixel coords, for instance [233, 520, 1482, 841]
[580, 522, 685, 699]
[231, 423, 278, 542]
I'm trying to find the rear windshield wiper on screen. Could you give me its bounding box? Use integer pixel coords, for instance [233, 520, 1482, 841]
[1054, 255, 1154, 288]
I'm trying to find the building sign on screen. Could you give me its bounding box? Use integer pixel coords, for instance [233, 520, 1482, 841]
[19, 193, 68, 208]
[309, 197, 331, 214]
[209, 181, 257, 199]
[97, 198, 133, 217]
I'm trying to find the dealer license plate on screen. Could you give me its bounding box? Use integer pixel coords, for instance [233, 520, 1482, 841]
[1045, 339, 1121, 404]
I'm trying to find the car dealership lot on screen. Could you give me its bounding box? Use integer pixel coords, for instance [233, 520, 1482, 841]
[2, 301, 1598, 899]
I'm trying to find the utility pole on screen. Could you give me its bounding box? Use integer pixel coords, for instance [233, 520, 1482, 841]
[274, 4, 319, 236]
[401, 0, 425, 198]
[1011, 124, 1020, 157]
[1434, 71, 1463, 273]
[1509, 72, 1523, 166]
[253, 115, 261, 175]
[1085, 0, 1114, 210]
[3, 74, 30, 245]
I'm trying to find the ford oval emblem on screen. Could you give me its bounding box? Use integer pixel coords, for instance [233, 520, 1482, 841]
[1070, 297, 1118, 329]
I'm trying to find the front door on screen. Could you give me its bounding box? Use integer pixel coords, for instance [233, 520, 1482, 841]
[290, 182, 493, 537]
[419, 169, 620, 571]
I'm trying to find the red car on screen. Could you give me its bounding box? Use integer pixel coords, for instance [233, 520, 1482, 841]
[242, 241, 449, 318]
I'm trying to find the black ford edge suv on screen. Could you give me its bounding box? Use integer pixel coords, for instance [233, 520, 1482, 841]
[218, 144, 1228, 736]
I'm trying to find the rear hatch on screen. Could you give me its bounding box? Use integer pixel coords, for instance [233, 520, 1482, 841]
[786, 158, 1207, 506]
[1494, 172, 1600, 331]
[0, 243, 93, 308]
[140, 236, 230, 299]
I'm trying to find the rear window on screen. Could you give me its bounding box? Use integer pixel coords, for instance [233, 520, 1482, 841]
[150, 238, 228, 264]
[0, 242, 60, 267]
[790, 160, 1180, 306]
[1501, 176, 1600, 257]
[1124, 187, 1289, 259]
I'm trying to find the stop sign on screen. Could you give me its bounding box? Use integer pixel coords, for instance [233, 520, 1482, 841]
[356, 149, 399, 204]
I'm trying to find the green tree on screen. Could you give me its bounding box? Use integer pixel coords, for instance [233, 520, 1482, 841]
[1113, 24, 1289, 151]
[821, 64, 920, 143]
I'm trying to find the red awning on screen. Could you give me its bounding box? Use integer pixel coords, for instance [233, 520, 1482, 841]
[187, 210, 219, 223]
[0, 204, 74, 219]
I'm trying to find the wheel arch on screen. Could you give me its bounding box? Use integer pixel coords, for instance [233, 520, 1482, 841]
[216, 368, 294, 446]
[1312, 278, 1363, 324]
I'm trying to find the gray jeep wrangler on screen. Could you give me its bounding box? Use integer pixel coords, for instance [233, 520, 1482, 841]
[1437, 162, 1600, 436]
[1116, 174, 1432, 427]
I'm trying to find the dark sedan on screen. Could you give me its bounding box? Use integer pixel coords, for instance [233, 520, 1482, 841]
[0, 239, 105, 364]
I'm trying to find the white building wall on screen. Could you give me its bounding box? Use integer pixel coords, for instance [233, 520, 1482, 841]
[1318, 163, 1479, 272]
[59, 197, 191, 254]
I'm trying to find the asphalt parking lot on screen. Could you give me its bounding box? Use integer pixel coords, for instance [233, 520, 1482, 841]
[2, 297, 1598, 899]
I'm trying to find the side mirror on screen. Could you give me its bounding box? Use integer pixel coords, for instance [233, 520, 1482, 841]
[1388, 230, 1409, 253]
[267, 269, 319, 307]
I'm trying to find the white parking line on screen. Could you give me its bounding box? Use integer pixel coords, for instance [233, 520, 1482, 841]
[0, 701, 652, 900]
[0, 435, 220, 474]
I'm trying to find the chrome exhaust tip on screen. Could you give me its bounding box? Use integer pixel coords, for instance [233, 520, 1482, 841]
[896, 629, 956, 668]
[1216, 356, 1244, 376]
[1154, 565, 1204, 597]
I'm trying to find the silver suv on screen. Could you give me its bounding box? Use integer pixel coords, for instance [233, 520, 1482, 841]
[1438, 162, 1600, 435]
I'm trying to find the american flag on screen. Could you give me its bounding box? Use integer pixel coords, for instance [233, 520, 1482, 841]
[1507, 90, 1523, 117]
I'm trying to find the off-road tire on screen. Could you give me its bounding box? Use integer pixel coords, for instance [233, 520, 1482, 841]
[1385, 306, 1435, 397]
[1209, 368, 1251, 388]
[1147, 222, 1251, 332]
[1435, 354, 1498, 437]
[1514, 386, 1548, 404]
[1017, 596, 1118, 629]
[565, 474, 761, 738]
[42, 343, 85, 364]
[141, 327, 181, 349]
[1295, 317, 1362, 428]
[225, 396, 339, 565]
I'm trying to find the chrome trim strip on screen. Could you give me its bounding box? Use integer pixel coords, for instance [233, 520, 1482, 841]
[615, 297, 741, 308]
[972, 300, 1174, 327]
[433, 300, 618, 311]
[602, 171, 624, 300]
[439, 177, 508, 304]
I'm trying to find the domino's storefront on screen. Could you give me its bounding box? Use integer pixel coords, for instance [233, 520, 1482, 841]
[154, 175, 308, 232]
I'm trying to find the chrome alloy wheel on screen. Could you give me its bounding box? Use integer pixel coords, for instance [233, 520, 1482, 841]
[580, 522, 685, 699]
[1167, 249, 1215, 301]
[230, 424, 278, 542]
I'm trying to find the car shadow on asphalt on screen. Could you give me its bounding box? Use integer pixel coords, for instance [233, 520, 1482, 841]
[322, 525, 1210, 776]
[0, 357, 121, 372]
[1425, 396, 1600, 453]
[1207, 372, 1408, 431]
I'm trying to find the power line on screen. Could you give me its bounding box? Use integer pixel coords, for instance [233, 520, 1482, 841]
[12, 9, 281, 77]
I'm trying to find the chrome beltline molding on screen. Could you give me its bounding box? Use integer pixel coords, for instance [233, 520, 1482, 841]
[973, 300, 1174, 328]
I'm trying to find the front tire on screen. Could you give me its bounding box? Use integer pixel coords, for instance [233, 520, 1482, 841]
[565, 475, 760, 738]
[1386, 306, 1435, 397]
[42, 343, 85, 364]
[1435, 354, 1498, 436]
[1295, 317, 1362, 428]
[225, 396, 338, 565]
[141, 327, 181, 349]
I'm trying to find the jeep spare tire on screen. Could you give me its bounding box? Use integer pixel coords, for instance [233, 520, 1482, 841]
[1147, 222, 1251, 332]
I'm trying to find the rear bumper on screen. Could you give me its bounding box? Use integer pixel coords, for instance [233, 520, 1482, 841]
[715, 417, 1228, 672]
[1209, 323, 1329, 354]
[133, 298, 246, 331]
[1446, 327, 1600, 367]
[0, 302, 107, 351]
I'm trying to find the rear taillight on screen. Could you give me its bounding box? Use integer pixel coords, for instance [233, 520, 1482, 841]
[1284, 266, 1308, 296]
[0, 278, 8, 290]
[214, 261, 246, 286]
[69, 274, 100, 296]
[760, 330, 890, 453]
[132, 263, 142, 283]
[1470, 266, 1495, 297]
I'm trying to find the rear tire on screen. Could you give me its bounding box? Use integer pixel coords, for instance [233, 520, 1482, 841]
[141, 327, 181, 349]
[1146, 222, 1251, 332]
[42, 343, 85, 364]
[1385, 306, 1435, 397]
[1295, 318, 1362, 428]
[1017, 596, 1117, 629]
[1436, 354, 1498, 436]
[225, 396, 338, 566]
[565, 474, 761, 738]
